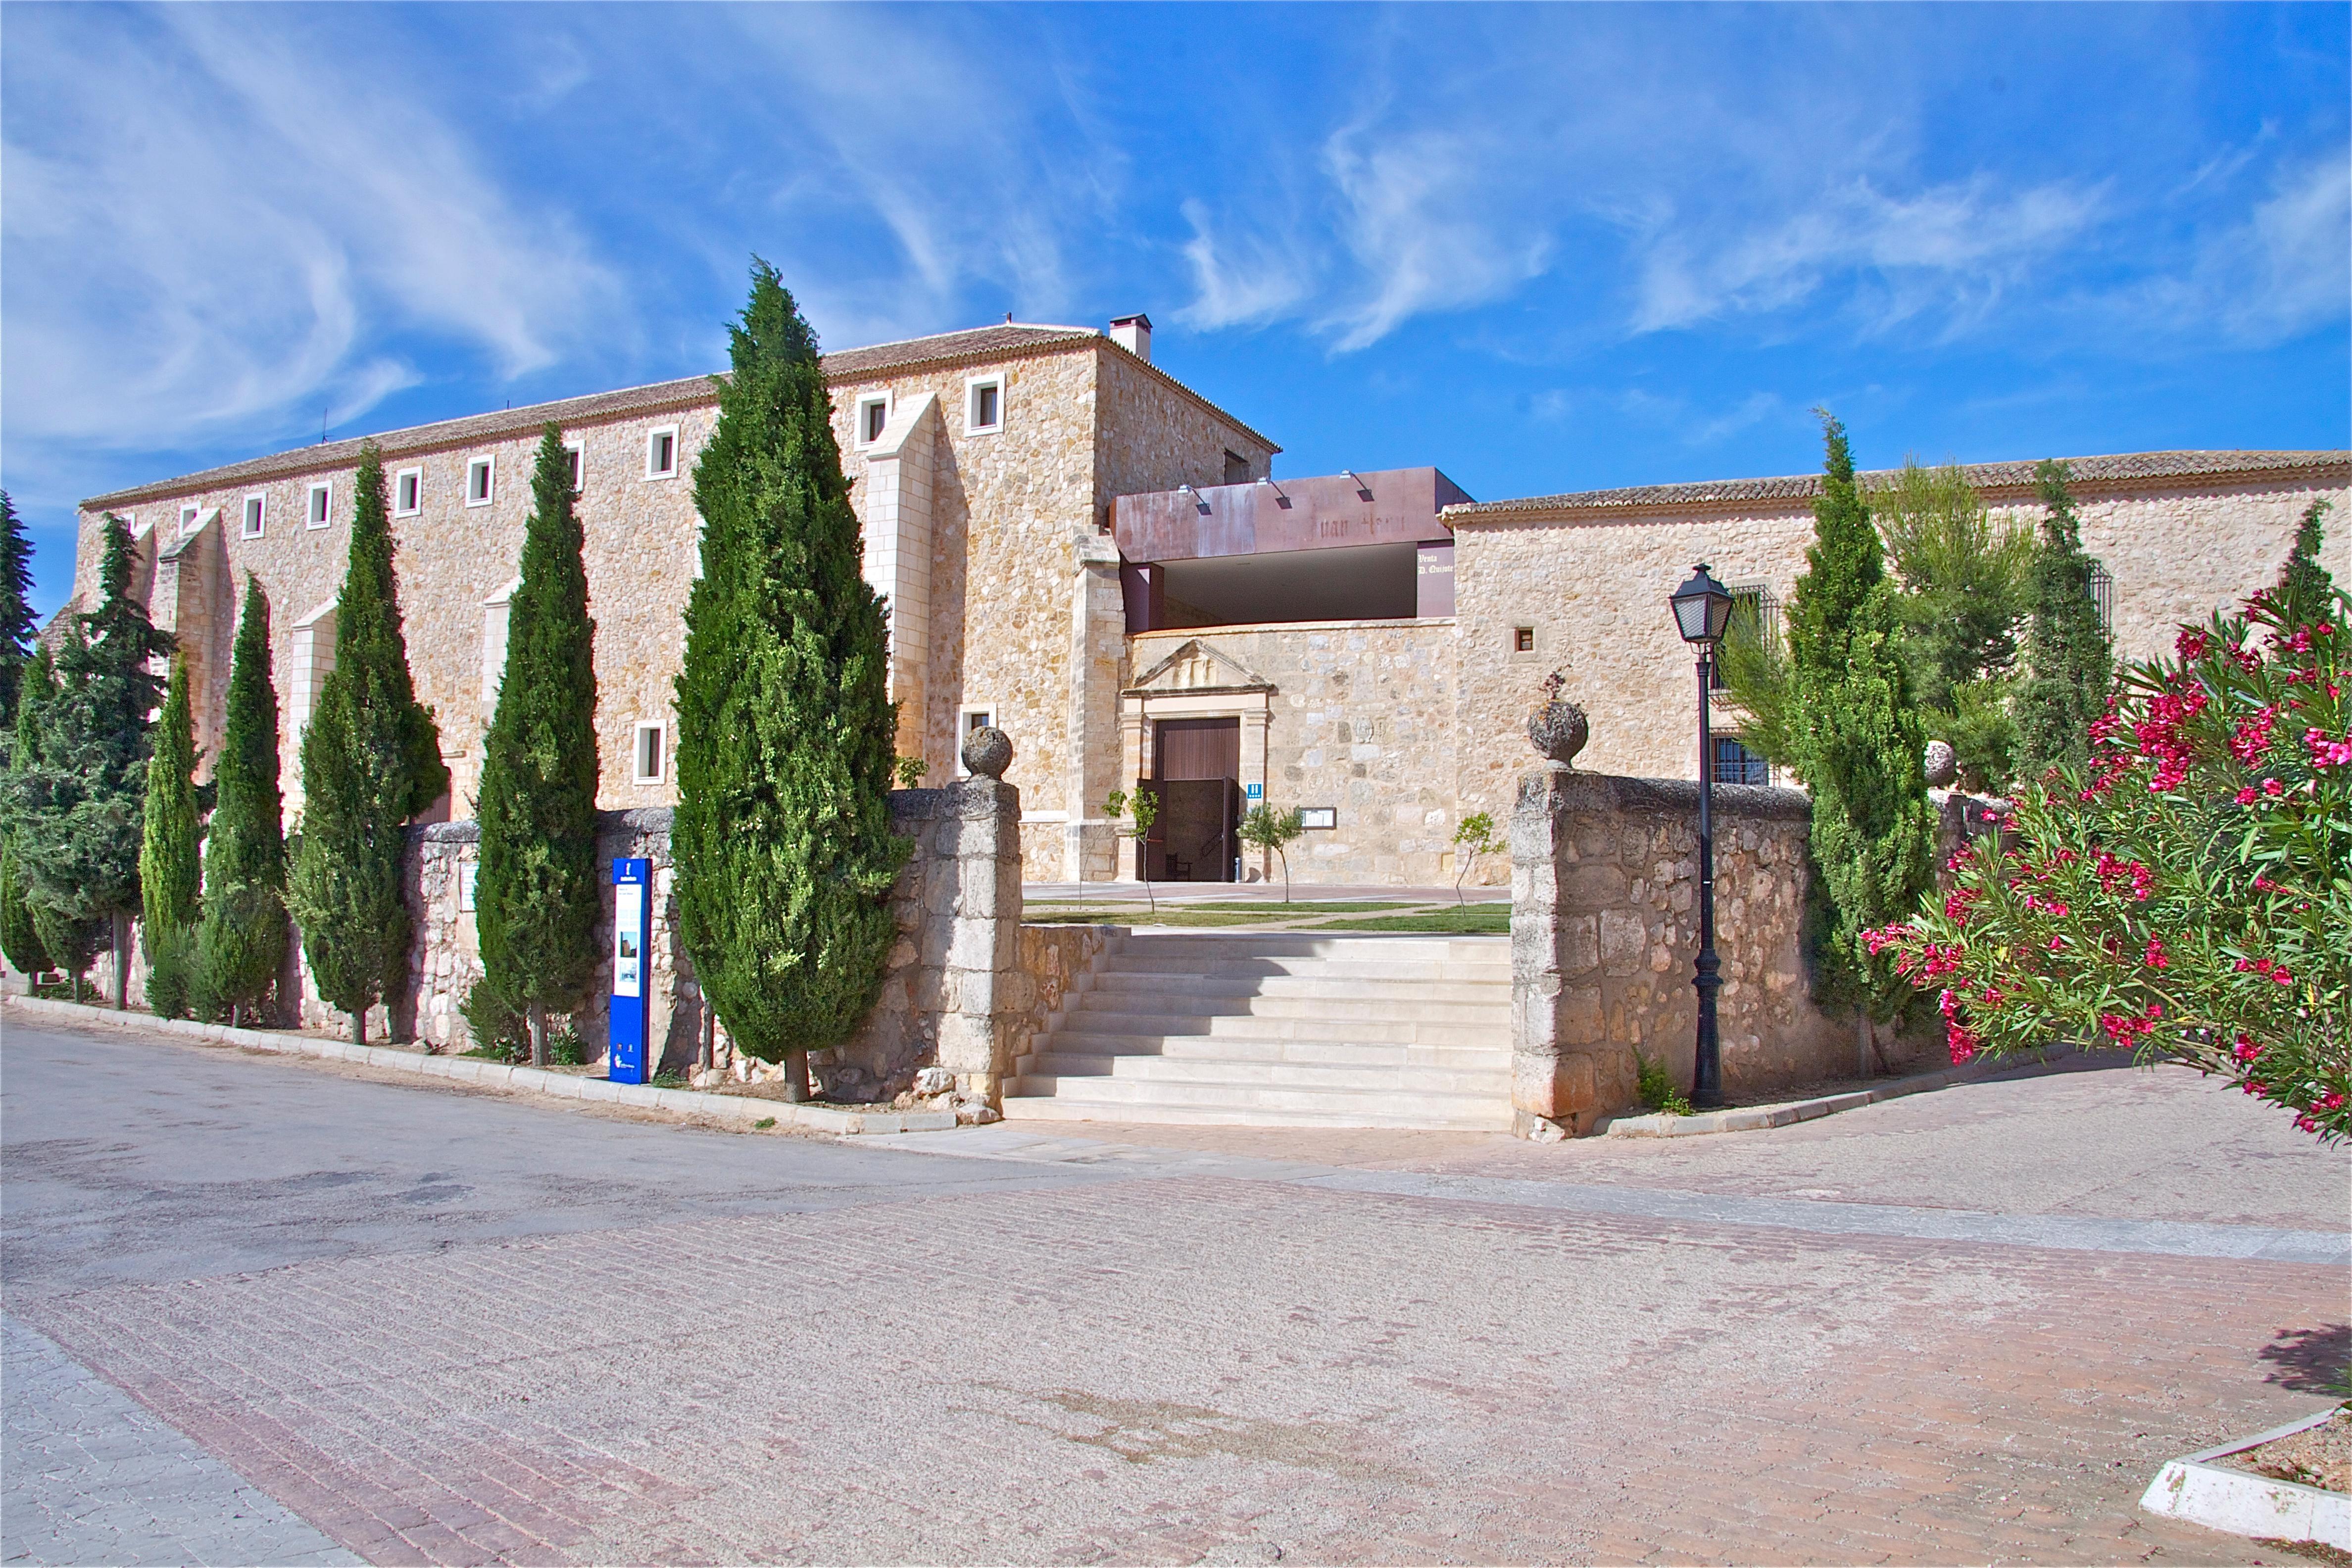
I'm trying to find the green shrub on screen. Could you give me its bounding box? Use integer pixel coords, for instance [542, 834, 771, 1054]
[1633, 1046, 1694, 1117]
[459, 976, 526, 1057]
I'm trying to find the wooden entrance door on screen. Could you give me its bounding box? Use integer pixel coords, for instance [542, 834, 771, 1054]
[1149, 718, 1241, 882]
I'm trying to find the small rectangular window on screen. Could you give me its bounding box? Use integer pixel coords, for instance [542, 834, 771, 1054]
[564, 440, 584, 494]
[1513, 627, 1535, 653]
[959, 707, 994, 773]
[393, 467, 423, 517]
[466, 457, 494, 507]
[307, 482, 333, 529]
[1713, 736, 1772, 786]
[179, 503, 201, 533]
[966, 376, 1002, 435]
[856, 393, 891, 447]
[243, 494, 266, 539]
[1224, 449, 1249, 486]
[646, 427, 678, 479]
[632, 721, 666, 784]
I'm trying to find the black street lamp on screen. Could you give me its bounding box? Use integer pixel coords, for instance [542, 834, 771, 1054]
[1669, 563, 1736, 1110]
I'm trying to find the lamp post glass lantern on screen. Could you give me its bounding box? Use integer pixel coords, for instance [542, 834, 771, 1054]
[1669, 563, 1734, 1109]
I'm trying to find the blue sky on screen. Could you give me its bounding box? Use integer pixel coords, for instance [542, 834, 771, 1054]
[4, 3, 2347, 619]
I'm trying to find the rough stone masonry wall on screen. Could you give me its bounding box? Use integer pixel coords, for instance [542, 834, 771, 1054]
[1451, 473, 2350, 832]
[294, 784, 1038, 1105]
[1510, 766, 1883, 1137]
[1127, 617, 1464, 885]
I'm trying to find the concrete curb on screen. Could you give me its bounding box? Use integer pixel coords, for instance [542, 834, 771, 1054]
[1596, 1050, 2077, 1139]
[0, 995, 960, 1137]
[2139, 1408, 2350, 1547]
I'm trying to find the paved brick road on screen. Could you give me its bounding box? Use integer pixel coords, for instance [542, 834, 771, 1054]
[4, 1012, 2343, 1565]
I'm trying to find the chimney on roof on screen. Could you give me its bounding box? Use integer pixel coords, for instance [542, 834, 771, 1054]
[1108, 313, 1152, 364]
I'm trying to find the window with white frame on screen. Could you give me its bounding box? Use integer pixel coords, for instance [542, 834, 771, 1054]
[306, 482, 333, 529]
[692, 513, 706, 580]
[854, 393, 891, 447]
[632, 720, 666, 784]
[394, 467, 423, 517]
[645, 426, 679, 479]
[465, 456, 495, 507]
[180, 503, 201, 534]
[243, 494, 266, 539]
[564, 439, 584, 494]
[966, 375, 1003, 435]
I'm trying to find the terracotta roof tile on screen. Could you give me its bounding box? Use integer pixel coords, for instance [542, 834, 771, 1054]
[82, 322, 1274, 509]
[1448, 449, 2352, 521]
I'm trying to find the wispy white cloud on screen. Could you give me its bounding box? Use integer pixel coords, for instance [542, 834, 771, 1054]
[1319, 127, 1554, 351]
[2217, 149, 2351, 342]
[1176, 199, 1315, 331]
[1629, 176, 2106, 336]
[0, 8, 617, 460]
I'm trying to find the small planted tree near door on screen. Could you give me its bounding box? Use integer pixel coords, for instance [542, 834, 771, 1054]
[1450, 811, 1503, 905]
[1104, 786, 1160, 914]
[1239, 802, 1305, 901]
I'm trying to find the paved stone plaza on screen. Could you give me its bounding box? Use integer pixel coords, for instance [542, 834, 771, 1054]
[3, 1011, 2345, 1565]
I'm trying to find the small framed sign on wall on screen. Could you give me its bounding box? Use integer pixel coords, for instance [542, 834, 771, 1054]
[1299, 807, 1338, 831]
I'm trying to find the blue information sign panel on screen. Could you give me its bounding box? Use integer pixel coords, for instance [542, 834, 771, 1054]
[609, 858, 651, 1084]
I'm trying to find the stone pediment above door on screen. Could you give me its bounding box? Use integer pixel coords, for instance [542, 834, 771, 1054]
[1125, 638, 1274, 699]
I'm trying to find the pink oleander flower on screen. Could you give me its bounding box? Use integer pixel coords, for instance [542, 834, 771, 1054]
[2236, 786, 2259, 806]
[2143, 936, 2169, 971]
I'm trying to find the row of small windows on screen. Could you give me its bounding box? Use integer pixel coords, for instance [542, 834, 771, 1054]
[195, 383, 1004, 542]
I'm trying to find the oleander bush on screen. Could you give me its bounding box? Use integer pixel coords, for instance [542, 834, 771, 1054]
[1874, 572, 2349, 1142]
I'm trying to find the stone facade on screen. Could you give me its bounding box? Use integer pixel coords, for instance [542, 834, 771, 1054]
[1451, 459, 2352, 830]
[69, 330, 2347, 894]
[73, 326, 1276, 843]
[1510, 765, 1912, 1136]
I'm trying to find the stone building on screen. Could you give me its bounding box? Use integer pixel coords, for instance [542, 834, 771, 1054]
[72, 315, 2351, 889]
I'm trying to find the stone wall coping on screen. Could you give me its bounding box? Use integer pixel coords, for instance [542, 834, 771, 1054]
[84, 330, 1277, 512]
[1520, 765, 1813, 823]
[1447, 449, 2350, 525]
[1, 994, 959, 1136]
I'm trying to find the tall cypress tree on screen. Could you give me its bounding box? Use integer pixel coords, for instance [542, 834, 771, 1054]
[138, 656, 202, 1018]
[1784, 413, 1936, 1036]
[196, 576, 289, 1026]
[476, 424, 601, 1067]
[2275, 498, 2335, 627]
[289, 446, 446, 1045]
[0, 646, 55, 983]
[2012, 461, 2115, 782]
[8, 515, 169, 1008]
[0, 491, 33, 734]
[676, 260, 907, 1101]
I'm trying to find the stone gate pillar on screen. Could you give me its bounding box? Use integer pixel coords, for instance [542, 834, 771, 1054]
[933, 727, 1023, 1103]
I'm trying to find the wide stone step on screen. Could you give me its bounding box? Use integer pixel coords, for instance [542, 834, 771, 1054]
[1019, 1052, 1511, 1095]
[1071, 994, 1509, 1026]
[1095, 955, 1512, 982]
[1044, 1017, 1509, 1051]
[999, 1086, 1514, 1132]
[1091, 934, 1507, 963]
[1086, 972, 1509, 1004]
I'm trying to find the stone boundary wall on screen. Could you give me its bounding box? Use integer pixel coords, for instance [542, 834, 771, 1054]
[16, 778, 1114, 1112]
[1514, 765, 1912, 1137]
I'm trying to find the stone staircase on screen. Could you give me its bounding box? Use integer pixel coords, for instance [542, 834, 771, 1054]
[1003, 932, 1514, 1130]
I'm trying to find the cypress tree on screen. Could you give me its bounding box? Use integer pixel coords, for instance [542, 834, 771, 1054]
[196, 575, 289, 1026]
[2012, 461, 2115, 782]
[0, 491, 32, 734]
[1783, 413, 1937, 1036]
[138, 656, 202, 1018]
[676, 260, 907, 1101]
[0, 646, 55, 982]
[2275, 498, 2335, 627]
[8, 515, 169, 1008]
[289, 445, 447, 1045]
[476, 424, 601, 1067]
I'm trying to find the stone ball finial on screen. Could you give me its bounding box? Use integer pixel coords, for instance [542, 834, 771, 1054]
[1923, 738, 1958, 788]
[961, 725, 1013, 780]
[1526, 696, 1590, 766]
